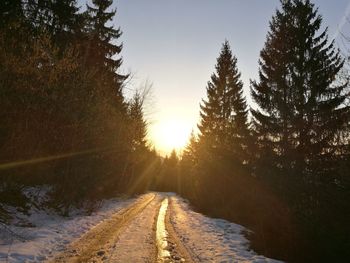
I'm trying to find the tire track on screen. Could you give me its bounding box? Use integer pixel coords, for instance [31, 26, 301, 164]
[156, 196, 197, 263]
[50, 193, 155, 263]
[107, 194, 162, 263]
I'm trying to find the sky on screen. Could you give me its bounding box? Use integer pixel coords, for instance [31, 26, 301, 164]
[83, 0, 350, 154]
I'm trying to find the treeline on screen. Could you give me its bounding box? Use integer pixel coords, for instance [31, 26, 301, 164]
[157, 1, 350, 262]
[1, 0, 350, 261]
[0, 0, 159, 213]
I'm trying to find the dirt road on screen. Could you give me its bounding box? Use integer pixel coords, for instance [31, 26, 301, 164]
[1, 192, 280, 262]
[50, 193, 196, 263]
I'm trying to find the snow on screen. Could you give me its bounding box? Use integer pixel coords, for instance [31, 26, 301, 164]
[169, 195, 283, 263]
[108, 194, 162, 262]
[0, 187, 139, 263]
[1, 191, 283, 263]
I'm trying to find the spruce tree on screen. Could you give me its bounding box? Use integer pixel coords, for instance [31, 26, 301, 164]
[50, 0, 81, 34]
[50, 0, 84, 49]
[181, 131, 198, 168]
[128, 92, 148, 152]
[85, 0, 127, 104]
[251, 0, 349, 177]
[198, 41, 249, 163]
[24, 0, 83, 51]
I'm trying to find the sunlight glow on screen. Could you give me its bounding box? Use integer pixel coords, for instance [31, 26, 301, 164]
[149, 118, 193, 155]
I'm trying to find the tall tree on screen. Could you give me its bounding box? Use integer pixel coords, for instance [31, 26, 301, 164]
[181, 131, 198, 169]
[50, 0, 81, 34]
[24, 0, 84, 52]
[198, 41, 249, 163]
[85, 0, 126, 107]
[128, 91, 148, 153]
[251, 0, 349, 178]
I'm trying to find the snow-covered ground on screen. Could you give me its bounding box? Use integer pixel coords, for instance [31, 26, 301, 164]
[0, 191, 282, 262]
[0, 187, 139, 263]
[169, 195, 282, 262]
[108, 194, 161, 262]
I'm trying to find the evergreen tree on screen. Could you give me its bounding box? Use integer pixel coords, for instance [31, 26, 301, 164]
[181, 131, 198, 169]
[26, 0, 50, 29]
[50, 0, 81, 34]
[251, 0, 349, 177]
[128, 91, 148, 152]
[198, 41, 249, 163]
[168, 149, 179, 167]
[85, 0, 127, 105]
[25, 0, 83, 48]
[179, 132, 199, 197]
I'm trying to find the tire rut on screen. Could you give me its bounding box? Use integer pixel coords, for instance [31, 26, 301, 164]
[49, 193, 155, 263]
[158, 196, 197, 263]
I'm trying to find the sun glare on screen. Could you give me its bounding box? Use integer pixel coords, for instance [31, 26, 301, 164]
[150, 119, 193, 155]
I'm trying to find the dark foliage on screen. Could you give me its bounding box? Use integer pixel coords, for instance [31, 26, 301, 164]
[165, 1, 350, 262]
[198, 41, 250, 166]
[0, 0, 157, 214]
[1, 1, 350, 262]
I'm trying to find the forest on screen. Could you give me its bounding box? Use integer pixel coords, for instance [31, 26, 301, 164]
[1, 0, 350, 262]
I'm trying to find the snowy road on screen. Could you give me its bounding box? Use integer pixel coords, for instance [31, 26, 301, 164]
[1, 192, 282, 262]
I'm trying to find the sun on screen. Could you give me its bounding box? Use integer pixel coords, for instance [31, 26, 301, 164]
[150, 119, 193, 155]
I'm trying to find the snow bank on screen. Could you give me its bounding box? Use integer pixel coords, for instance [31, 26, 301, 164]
[170, 195, 283, 263]
[0, 187, 137, 263]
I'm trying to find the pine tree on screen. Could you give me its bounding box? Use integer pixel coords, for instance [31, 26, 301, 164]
[85, 0, 127, 103]
[128, 92, 148, 152]
[168, 149, 179, 167]
[49, 0, 84, 49]
[251, 0, 349, 177]
[24, 0, 83, 51]
[50, 0, 81, 34]
[179, 132, 199, 196]
[181, 131, 198, 169]
[198, 41, 249, 163]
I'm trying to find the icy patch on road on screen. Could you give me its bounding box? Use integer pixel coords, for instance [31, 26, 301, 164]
[156, 198, 171, 262]
[0, 189, 145, 263]
[169, 196, 282, 263]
